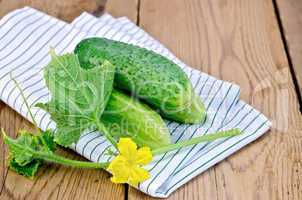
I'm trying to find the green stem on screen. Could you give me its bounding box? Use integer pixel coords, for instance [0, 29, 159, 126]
[33, 151, 109, 169]
[3, 132, 109, 169]
[151, 129, 241, 155]
[11, 75, 39, 129]
[94, 119, 118, 149]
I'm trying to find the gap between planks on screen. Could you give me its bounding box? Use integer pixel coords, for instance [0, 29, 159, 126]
[272, 0, 302, 112]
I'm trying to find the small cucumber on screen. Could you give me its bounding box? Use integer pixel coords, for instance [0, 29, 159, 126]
[75, 38, 206, 124]
[102, 90, 171, 149]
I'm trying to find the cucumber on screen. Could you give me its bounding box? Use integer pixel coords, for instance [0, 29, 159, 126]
[75, 38, 206, 124]
[102, 90, 171, 149]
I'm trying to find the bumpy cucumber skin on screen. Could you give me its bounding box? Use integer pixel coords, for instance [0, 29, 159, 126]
[102, 90, 171, 149]
[75, 38, 206, 123]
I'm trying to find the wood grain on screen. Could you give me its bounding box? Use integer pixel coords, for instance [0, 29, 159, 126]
[0, 103, 34, 197]
[106, 0, 138, 23]
[276, 0, 302, 99]
[0, 107, 125, 200]
[0, 0, 106, 22]
[128, 0, 302, 199]
[1, 0, 301, 199]
[0, 0, 137, 199]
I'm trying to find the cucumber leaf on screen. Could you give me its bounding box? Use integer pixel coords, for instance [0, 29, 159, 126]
[2, 130, 56, 178]
[3, 129, 108, 178]
[36, 51, 115, 146]
[6, 130, 39, 166]
[9, 158, 40, 178]
[3, 130, 56, 165]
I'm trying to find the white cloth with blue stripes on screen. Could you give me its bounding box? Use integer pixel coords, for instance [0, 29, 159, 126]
[0, 7, 271, 198]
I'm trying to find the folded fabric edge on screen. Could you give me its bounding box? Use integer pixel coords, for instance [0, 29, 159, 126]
[146, 98, 271, 197]
[155, 122, 271, 198]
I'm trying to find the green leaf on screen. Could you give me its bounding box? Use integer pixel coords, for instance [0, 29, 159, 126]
[2, 129, 55, 177]
[9, 158, 41, 178]
[36, 51, 115, 146]
[40, 130, 56, 152]
[4, 130, 38, 166]
[3, 130, 56, 166]
[2, 129, 108, 178]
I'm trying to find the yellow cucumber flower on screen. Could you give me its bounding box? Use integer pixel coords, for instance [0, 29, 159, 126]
[107, 138, 153, 186]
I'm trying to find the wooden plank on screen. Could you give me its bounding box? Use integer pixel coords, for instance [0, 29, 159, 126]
[0, 106, 125, 200]
[0, 0, 107, 22]
[0, 1, 138, 199]
[0, 103, 35, 197]
[129, 0, 302, 199]
[276, 0, 302, 102]
[106, 0, 138, 23]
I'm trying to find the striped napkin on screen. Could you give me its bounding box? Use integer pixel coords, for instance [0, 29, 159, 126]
[0, 7, 271, 198]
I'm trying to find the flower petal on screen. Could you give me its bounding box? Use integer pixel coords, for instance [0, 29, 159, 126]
[118, 138, 137, 158]
[108, 138, 152, 186]
[107, 155, 126, 171]
[135, 147, 153, 165]
[128, 166, 150, 186]
[107, 155, 130, 184]
[111, 176, 128, 184]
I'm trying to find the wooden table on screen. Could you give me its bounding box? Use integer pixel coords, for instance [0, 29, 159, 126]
[0, 0, 301, 199]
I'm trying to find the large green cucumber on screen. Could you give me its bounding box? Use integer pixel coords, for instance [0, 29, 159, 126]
[102, 90, 171, 149]
[75, 38, 206, 124]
